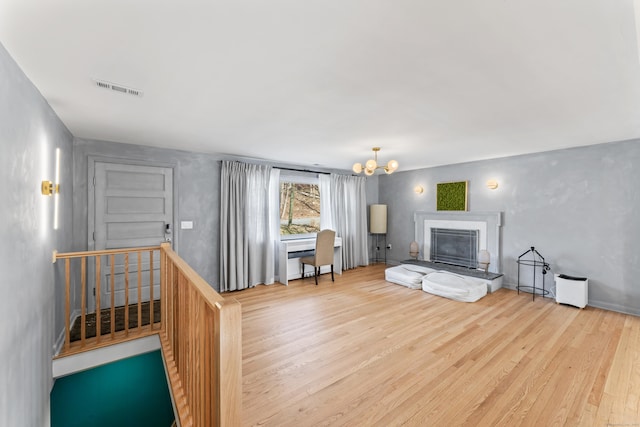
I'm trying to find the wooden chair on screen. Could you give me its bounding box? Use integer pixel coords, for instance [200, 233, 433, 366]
[301, 229, 336, 285]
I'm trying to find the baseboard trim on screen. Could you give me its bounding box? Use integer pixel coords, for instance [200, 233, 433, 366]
[52, 334, 161, 378]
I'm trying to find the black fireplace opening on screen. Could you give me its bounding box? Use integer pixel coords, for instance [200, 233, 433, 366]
[430, 228, 479, 269]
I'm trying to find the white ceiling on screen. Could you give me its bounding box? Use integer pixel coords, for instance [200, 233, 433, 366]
[2, 0, 640, 172]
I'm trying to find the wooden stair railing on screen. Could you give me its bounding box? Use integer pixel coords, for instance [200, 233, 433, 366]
[54, 243, 242, 426]
[54, 246, 163, 354]
[159, 243, 241, 426]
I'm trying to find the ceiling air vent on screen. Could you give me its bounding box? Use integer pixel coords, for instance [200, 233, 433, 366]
[93, 79, 144, 97]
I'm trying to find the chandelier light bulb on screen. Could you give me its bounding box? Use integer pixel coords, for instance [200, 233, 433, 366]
[365, 159, 377, 171]
[364, 167, 374, 176]
[352, 163, 363, 174]
[387, 159, 398, 172]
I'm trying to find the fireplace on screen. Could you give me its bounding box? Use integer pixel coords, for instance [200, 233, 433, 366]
[413, 211, 502, 273]
[430, 228, 479, 268]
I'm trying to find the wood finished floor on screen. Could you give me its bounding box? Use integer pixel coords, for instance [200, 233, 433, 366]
[234, 264, 640, 426]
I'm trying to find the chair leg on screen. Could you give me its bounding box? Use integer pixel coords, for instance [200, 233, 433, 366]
[314, 266, 318, 286]
[331, 264, 334, 282]
[302, 262, 305, 280]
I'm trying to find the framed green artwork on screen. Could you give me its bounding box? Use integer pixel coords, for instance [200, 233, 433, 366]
[436, 181, 468, 211]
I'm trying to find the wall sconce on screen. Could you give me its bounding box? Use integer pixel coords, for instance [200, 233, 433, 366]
[41, 148, 62, 230]
[41, 149, 62, 196]
[41, 180, 59, 195]
[486, 179, 499, 190]
[414, 185, 424, 194]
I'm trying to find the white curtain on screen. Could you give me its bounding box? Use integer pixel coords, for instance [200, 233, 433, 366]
[318, 174, 333, 230]
[320, 174, 369, 270]
[220, 161, 280, 291]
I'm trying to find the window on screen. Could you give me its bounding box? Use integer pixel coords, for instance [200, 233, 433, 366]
[279, 173, 320, 238]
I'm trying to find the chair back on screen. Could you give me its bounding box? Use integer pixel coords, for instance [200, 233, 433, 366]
[315, 229, 336, 266]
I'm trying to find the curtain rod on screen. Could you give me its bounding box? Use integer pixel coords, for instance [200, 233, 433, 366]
[275, 166, 331, 175]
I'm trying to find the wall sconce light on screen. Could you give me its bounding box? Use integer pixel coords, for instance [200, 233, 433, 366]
[41, 149, 62, 196]
[486, 179, 499, 190]
[41, 180, 59, 195]
[414, 185, 424, 194]
[41, 148, 62, 229]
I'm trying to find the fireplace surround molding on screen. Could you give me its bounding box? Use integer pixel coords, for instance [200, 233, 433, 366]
[413, 211, 503, 273]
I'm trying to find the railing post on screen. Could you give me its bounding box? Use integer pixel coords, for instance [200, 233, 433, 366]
[161, 243, 170, 336]
[214, 297, 242, 426]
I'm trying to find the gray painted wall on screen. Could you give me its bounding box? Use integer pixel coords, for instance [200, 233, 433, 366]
[73, 138, 222, 292]
[0, 42, 74, 426]
[379, 139, 640, 315]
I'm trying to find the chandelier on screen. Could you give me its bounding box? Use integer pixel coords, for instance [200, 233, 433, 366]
[352, 147, 399, 176]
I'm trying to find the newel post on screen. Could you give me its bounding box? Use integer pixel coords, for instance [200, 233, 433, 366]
[214, 297, 242, 426]
[160, 243, 171, 335]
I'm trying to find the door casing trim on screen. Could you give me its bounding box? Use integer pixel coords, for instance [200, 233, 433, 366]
[87, 155, 178, 312]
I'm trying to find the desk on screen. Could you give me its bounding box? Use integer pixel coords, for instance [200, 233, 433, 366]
[279, 237, 342, 285]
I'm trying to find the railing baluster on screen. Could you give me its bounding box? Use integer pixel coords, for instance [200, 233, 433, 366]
[81, 257, 86, 346]
[150, 250, 154, 329]
[124, 253, 129, 336]
[110, 254, 115, 338]
[95, 256, 101, 343]
[65, 259, 70, 351]
[137, 251, 142, 332]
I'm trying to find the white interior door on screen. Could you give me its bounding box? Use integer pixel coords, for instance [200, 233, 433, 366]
[93, 162, 173, 308]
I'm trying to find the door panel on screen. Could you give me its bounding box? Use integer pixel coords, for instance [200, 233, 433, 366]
[93, 162, 173, 308]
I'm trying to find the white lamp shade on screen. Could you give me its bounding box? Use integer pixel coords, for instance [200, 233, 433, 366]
[409, 241, 419, 257]
[370, 204, 387, 234]
[478, 250, 491, 264]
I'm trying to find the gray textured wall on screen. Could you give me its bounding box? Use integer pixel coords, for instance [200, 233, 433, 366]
[0, 42, 74, 425]
[379, 140, 640, 315]
[73, 138, 222, 291]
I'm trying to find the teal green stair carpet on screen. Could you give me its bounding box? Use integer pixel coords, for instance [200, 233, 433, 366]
[51, 350, 174, 427]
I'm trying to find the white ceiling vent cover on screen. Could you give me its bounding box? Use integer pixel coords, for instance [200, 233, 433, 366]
[93, 79, 143, 97]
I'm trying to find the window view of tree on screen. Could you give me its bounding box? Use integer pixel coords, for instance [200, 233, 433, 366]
[279, 182, 320, 235]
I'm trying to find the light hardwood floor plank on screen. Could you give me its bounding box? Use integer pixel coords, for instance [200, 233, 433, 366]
[232, 265, 640, 426]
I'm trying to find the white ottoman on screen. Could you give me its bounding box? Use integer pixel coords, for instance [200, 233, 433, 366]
[422, 271, 488, 302]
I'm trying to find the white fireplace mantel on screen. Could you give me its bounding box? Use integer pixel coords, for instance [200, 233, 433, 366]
[414, 211, 503, 273]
